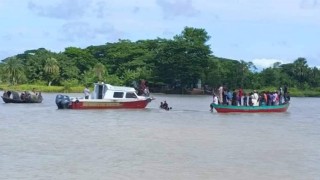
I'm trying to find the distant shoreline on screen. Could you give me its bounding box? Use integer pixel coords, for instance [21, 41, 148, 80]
[0, 84, 319, 97]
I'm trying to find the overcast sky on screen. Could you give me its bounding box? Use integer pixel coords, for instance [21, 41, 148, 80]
[0, 0, 319, 69]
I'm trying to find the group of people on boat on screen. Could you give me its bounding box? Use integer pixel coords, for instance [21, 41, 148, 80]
[2, 88, 42, 102]
[136, 80, 150, 97]
[211, 85, 291, 107]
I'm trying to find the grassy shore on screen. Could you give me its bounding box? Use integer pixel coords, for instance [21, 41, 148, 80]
[1, 84, 320, 97]
[0, 84, 85, 93]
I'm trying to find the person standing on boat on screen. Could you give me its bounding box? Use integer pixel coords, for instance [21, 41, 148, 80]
[283, 85, 288, 102]
[231, 89, 237, 106]
[83, 86, 90, 99]
[218, 85, 223, 104]
[279, 87, 283, 104]
[251, 90, 259, 106]
[238, 87, 243, 106]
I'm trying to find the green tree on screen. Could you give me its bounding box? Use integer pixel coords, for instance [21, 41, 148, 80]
[93, 62, 106, 81]
[154, 27, 211, 89]
[44, 57, 60, 86]
[64, 47, 98, 74]
[293, 57, 309, 88]
[2, 57, 26, 85]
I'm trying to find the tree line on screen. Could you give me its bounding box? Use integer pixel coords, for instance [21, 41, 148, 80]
[0, 27, 319, 93]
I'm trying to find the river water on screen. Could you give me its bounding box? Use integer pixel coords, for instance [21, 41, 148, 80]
[0, 92, 319, 180]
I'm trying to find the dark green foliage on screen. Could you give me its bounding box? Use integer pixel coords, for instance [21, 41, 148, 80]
[0, 27, 319, 93]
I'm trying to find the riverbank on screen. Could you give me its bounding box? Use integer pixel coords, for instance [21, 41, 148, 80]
[0, 84, 84, 93]
[0, 84, 319, 97]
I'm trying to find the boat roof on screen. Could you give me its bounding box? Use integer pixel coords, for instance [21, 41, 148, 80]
[94, 83, 136, 92]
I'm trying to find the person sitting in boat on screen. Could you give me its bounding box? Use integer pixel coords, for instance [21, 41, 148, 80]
[25, 91, 32, 101]
[212, 93, 218, 105]
[2, 91, 8, 98]
[20, 92, 25, 101]
[6, 91, 12, 98]
[31, 88, 39, 96]
[210, 93, 218, 112]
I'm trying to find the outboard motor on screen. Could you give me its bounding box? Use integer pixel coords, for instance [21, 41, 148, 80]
[55, 94, 71, 109]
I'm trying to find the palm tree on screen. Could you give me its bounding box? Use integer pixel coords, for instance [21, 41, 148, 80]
[2, 57, 25, 85]
[293, 57, 308, 87]
[44, 57, 60, 86]
[93, 62, 106, 81]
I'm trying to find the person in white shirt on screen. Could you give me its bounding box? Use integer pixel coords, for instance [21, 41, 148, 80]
[210, 94, 219, 112]
[212, 94, 218, 105]
[251, 90, 259, 106]
[218, 85, 223, 104]
[83, 86, 90, 99]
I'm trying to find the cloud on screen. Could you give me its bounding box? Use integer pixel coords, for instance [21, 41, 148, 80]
[133, 7, 140, 13]
[94, 23, 125, 42]
[156, 0, 200, 19]
[251, 58, 291, 69]
[28, 0, 92, 20]
[59, 22, 95, 42]
[59, 22, 123, 42]
[94, 1, 108, 19]
[271, 41, 290, 48]
[2, 34, 12, 41]
[300, 0, 318, 9]
[195, 0, 320, 26]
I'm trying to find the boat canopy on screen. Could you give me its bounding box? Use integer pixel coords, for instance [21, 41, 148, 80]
[92, 83, 137, 99]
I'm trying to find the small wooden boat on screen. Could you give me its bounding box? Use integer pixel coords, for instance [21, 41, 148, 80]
[55, 82, 154, 109]
[1, 91, 43, 103]
[210, 103, 289, 113]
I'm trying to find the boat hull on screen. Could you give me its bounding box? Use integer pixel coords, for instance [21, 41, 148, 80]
[55, 94, 152, 109]
[212, 103, 289, 113]
[1, 96, 43, 103]
[68, 100, 150, 109]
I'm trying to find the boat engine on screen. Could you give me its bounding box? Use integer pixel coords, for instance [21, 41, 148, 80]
[55, 94, 71, 109]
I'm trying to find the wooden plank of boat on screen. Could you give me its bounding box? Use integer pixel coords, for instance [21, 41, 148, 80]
[211, 103, 289, 113]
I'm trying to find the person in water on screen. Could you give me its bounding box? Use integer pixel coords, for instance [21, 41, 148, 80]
[163, 101, 168, 109]
[160, 102, 164, 108]
[160, 101, 171, 110]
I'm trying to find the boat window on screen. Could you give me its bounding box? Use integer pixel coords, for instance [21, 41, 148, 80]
[113, 92, 124, 98]
[125, 92, 137, 98]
